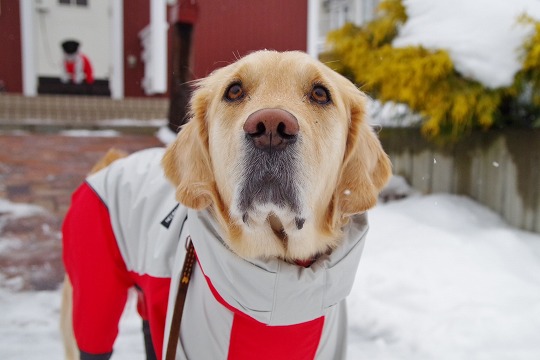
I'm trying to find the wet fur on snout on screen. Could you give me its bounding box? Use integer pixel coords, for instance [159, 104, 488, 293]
[162, 50, 392, 262]
[236, 142, 303, 225]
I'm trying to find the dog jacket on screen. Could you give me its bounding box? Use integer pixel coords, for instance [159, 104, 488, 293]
[62, 52, 94, 84]
[63, 148, 369, 360]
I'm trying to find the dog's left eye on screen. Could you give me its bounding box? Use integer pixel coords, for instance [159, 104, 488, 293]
[224, 83, 245, 102]
[310, 85, 331, 105]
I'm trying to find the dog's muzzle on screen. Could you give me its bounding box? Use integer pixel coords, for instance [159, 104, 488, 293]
[234, 108, 304, 228]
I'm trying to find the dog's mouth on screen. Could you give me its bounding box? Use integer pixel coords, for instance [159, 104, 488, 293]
[234, 144, 305, 227]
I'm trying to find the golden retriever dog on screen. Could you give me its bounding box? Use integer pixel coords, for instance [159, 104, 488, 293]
[61, 50, 391, 360]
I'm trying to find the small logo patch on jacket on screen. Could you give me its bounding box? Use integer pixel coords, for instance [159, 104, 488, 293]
[161, 204, 179, 229]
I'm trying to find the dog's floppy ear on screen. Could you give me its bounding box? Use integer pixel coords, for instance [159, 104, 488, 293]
[335, 89, 392, 217]
[162, 85, 215, 209]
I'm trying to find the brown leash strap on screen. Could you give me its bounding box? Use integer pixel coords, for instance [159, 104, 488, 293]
[165, 236, 196, 360]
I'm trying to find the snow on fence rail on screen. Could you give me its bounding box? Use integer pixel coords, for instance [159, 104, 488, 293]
[380, 128, 540, 233]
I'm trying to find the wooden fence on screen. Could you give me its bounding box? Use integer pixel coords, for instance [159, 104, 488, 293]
[379, 128, 540, 233]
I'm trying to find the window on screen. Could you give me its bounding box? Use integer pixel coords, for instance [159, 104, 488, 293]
[59, 0, 88, 6]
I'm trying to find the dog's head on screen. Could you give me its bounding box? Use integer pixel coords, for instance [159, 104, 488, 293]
[163, 51, 391, 261]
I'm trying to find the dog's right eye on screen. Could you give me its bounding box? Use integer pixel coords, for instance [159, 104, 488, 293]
[224, 83, 244, 102]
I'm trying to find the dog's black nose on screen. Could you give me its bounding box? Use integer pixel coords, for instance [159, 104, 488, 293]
[243, 109, 299, 151]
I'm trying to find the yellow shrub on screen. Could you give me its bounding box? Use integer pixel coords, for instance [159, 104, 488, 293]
[325, 0, 511, 141]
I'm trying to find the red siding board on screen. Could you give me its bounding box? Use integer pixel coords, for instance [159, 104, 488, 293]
[192, 0, 308, 77]
[0, 1, 23, 93]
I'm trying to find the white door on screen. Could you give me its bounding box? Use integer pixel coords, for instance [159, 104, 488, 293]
[33, 0, 111, 82]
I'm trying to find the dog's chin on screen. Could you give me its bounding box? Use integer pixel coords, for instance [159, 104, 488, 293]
[226, 189, 343, 262]
[229, 202, 307, 259]
[229, 177, 308, 244]
[236, 202, 306, 234]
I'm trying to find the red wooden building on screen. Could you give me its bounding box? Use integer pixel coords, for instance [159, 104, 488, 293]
[0, 0, 314, 99]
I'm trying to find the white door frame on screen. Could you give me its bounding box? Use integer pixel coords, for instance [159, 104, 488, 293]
[19, 0, 125, 99]
[307, 0, 319, 59]
[20, 0, 37, 97]
[110, 0, 124, 99]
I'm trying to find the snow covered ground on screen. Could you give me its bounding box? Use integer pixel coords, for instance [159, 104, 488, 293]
[348, 194, 540, 360]
[1, 192, 539, 359]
